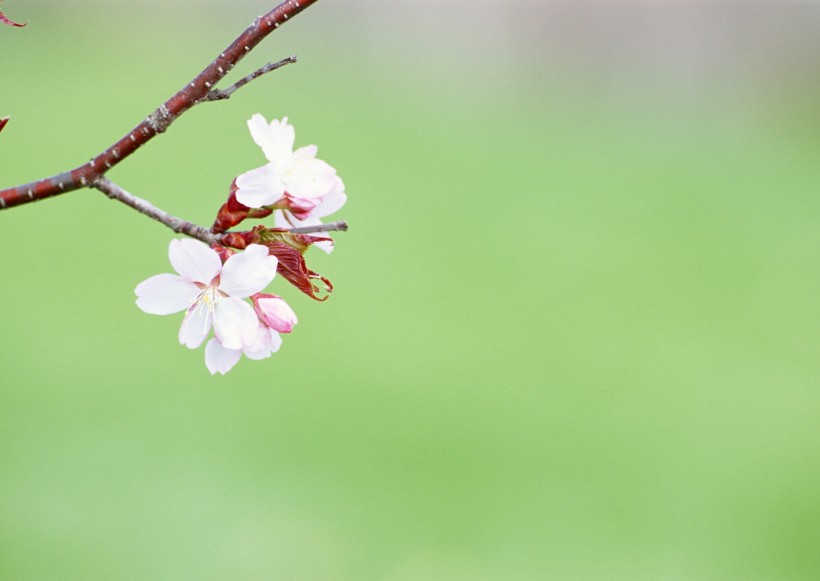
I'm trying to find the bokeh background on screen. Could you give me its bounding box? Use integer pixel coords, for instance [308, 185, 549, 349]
[2, 0, 819, 578]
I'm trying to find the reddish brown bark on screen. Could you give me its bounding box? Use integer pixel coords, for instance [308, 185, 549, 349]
[0, 9, 26, 27]
[0, 0, 319, 210]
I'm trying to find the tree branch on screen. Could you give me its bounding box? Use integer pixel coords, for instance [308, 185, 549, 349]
[0, 0, 319, 210]
[93, 176, 348, 245]
[93, 177, 218, 245]
[205, 56, 297, 101]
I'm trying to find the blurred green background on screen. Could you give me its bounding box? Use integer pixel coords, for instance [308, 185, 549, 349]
[2, 1, 819, 579]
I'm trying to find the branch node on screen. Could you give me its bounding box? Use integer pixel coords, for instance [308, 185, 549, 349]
[0, 0, 319, 211]
[145, 105, 173, 134]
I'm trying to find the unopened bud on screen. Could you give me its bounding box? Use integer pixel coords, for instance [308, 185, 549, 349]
[252, 293, 298, 333]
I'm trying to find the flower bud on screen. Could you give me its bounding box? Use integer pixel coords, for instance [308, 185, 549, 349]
[281, 194, 321, 220]
[253, 294, 298, 333]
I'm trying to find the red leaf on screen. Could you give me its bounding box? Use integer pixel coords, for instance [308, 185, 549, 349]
[218, 225, 335, 301]
[0, 9, 26, 27]
[266, 241, 333, 301]
[0, 116, 8, 134]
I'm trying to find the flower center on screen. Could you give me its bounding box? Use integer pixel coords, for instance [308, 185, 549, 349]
[192, 285, 220, 333]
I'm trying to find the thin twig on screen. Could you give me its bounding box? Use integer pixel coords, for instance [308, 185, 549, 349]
[205, 56, 297, 101]
[93, 177, 218, 245]
[94, 177, 347, 244]
[287, 221, 348, 234]
[0, 0, 319, 210]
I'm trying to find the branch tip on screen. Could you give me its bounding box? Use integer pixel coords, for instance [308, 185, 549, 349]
[205, 55, 299, 102]
[286, 220, 348, 234]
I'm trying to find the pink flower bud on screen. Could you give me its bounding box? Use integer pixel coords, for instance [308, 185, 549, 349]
[281, 194, 321, 220]
[253, 293, 298, 333]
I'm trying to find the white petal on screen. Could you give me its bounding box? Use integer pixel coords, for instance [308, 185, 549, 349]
[273, 210, 295, 229]
[313, 238, 335, 255]
[284, 157, 339, 200]
[243, 325, 274, 360]
[248, 114, 294, 168]
[293, 144, 318, 160]
[178, 300, 212, 349]
[168, 239, 221, 284]
[205, 338, 243, 375]
[311, 186, 347, 219]
[269, 331, 283, 353]
[212, 297, 258, 350]
[135, 274, 199, 315]
[235, 164, 286, 208]
[219, 245, 279, 298]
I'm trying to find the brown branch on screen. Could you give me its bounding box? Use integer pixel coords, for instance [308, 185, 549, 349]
[93, 177, 218, 244]
[205, 56, 297, 101]
[0, 0, 319, 210]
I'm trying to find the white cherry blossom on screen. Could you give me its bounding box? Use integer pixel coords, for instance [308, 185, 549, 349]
[235, 114, 347, 252]
[135, 240, 278, 351]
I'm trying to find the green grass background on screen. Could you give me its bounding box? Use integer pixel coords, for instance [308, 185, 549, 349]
[1, 1, 819, 579]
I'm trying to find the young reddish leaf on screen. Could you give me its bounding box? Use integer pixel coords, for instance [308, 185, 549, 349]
[266, 240, 333, 301]
[212, 180, 273, 234]
[263, 229, 333, 253]
[0, 116, 9, 134]
[218, 225, 334, 300]
[0, 9, 27, 27]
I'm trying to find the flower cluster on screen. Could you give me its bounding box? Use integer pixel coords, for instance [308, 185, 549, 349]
[135, 115, 346, 374]
[236, 114, 346, 253]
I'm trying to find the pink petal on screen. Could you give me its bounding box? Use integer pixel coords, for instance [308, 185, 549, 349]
[219, 245, 278, 298]
[235, 164, 285, 208]
[168, 239, 221, 284]
[212, 296, 258, 350]
[135, 274, 200, 315]
[283, 194, 321, 220]
[179, 302, 212, 349]
[254, 294, 297, 333]
[205, 338, 243, 375]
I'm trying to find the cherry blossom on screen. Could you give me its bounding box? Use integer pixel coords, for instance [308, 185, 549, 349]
[235, 114, 347, 253]
[135, 239, 278, 351]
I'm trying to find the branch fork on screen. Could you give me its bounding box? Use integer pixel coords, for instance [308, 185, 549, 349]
[0, 0, 321, 235]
